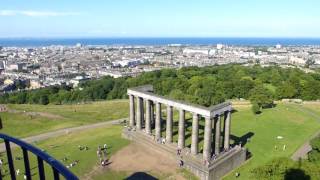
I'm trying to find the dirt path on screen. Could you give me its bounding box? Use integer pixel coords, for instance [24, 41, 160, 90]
[110, 142, 177, 173]
[83, 142, 186, 180]
[7, 109, 65, 120]
[0, 118, 127, 152]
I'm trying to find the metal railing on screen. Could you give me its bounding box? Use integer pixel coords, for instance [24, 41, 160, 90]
[0, 133, 78, 180]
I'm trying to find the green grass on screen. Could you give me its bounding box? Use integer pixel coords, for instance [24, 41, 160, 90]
[1, 101, 320, 180]
[153, 103, 320, 180]
[0, 123, 195, 180]
[224, 103, 320, 180]
[301, 103, 320, 116]
[0, 100, 129, 138]
[0, 125, 129, 180]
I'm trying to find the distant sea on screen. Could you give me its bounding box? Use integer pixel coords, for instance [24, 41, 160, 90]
[1, 37, 320, 47]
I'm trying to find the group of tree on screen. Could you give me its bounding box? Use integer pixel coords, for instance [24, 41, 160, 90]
[1, 65, 320, 113]
[308, 136, 320, 165]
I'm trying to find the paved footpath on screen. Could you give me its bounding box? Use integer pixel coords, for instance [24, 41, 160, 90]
[291, 129, 320, 161]
[289, 104, 320, 160]
[0, 118, 127, 152]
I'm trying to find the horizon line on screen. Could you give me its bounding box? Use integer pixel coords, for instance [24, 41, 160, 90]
[1, 36, 320, 39]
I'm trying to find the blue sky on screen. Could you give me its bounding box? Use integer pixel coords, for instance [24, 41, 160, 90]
[0, 0, 319, 38]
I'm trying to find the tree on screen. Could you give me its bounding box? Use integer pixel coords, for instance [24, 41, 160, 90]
[270, 69, 282, 85]
[234, 78, 255, 99]
[276, 82, 297, 99]
[249, 86, 274, 110]
[169, 89, 185, 101]
[310, 136, 320, 151]
[40, 95, 49, 105]
[301, 80, 320, 100]
[252, 103, 261, 114]
[251, 157, 294, 180]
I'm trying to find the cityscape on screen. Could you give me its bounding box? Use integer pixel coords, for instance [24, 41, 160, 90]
[0, 1, 320, 180]
[1, 42, 320, 93]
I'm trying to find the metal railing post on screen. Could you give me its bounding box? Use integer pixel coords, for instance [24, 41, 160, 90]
[22, 147, 32, 180]
[4, 140, 16, 180]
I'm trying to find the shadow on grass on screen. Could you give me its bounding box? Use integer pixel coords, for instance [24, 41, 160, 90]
[126, 172, 157, 180]
[231, 132, 254, 159]
[230, 132, 254, 147]
[284, 168, 310, 180]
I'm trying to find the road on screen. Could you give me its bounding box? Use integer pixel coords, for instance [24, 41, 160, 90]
[0, 118, 127, 152]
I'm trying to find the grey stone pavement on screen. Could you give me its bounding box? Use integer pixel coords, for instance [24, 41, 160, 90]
[0, 118, 127, 152]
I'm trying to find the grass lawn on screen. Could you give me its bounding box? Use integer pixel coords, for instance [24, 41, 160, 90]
[0, 124, 198, 180]
[0, 101, 319, 180]
[224, 103, 320, 180]
[0, 125, 130, 180]
[0, 100, 129, 138]
[301, 103, 320, 116]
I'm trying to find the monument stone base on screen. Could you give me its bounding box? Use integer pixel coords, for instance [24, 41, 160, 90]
[122, 127, 246, 180]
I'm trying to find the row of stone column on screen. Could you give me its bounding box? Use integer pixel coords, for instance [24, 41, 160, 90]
[202, 112, 231, 161]
[129, 94, 231, 161]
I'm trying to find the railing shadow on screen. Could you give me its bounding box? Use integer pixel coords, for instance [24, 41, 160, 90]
[126, 172, 158, 180]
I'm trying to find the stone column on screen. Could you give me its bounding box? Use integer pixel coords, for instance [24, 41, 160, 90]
[178, 109, 185, 149]
[203, 116, 212, 161]
[214, 115, 221, 155]
[150, 101, 154, 128]
[166, 106, 173, 143]
[155, 102, 162, 140]
[145, 100, 151, 134]
[224, 111, 231, 150]
[136, 97, 143, 130]
[191, 113, 199, 155]
[129, 94, 135, 127]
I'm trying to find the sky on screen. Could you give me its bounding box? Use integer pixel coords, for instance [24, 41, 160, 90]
[0, 0, 320, 38]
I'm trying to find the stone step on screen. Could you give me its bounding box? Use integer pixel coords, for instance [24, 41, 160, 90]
[129, 130, 205, 167]
[131, 130, 177, 154]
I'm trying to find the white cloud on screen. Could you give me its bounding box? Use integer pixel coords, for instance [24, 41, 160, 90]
[0, 10, 16, 16]
[0, 10, 80, 17]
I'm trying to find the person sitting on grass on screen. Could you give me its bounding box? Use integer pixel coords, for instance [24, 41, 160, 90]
[62, 157, 68, 162]
[235, 172, 240, 178]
